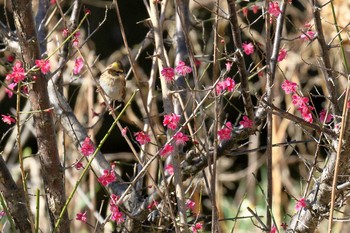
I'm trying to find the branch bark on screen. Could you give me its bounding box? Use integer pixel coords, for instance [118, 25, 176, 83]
[10, 0, 69, 232]
[0, 156, 31, 233]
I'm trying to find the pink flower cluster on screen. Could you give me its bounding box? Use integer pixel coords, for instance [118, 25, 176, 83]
[242, 42, 254, 55]
[1, 114, 16, 125]
[73, 31, 81, 47]
[282, 80, 314, 123]
[295, 197, 307, 211]
[109, 194, 125, 224]
[186, 199, 196, 211]
[163, 113, 181, 130]
[268, 1, 281, 18]
[6, 61, 26, 83]
[147, 200, 159, 210]
[161, 67, 175, 83]
[319, 109, 333, 123]
[5, 83, 17, 98]
[270, 225, 277, 233]
[242, 4, 261, 17]
[164, 164, 174, 175]
[76, 211, 87, 222]
[300, 30, 316, 41]
[35, 59, 51, 74]
[239, 116, 254, 129]
[281, 80, 297, 94]
[277, 49, 287, 62]
[159, 131, 189, 157]
[160, 143, 174, 157]
[218, 122, 233, 141]
[73, 57, 84, 75]
[98, 166, 117, 186]
[173, 132, 189, 145]
[216, 77, 236, 95]
[161, 60, 192, 83]
[134, 131, 151, 145]
[292, 94, 314, 123]
[190, 222, 203, 233]
[80, 137, 95, 156]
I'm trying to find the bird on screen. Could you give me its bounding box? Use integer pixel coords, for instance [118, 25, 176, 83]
[98, 61, 126, 110]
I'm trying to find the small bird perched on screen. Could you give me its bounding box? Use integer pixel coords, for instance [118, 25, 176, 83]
[99, 61, 126, 109]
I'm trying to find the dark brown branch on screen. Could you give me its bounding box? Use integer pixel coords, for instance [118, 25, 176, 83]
[0, 156, 31, 233]
[313, 0, 340, 118]
[227, 0, 254, 120]
[10, 0, 69, 232]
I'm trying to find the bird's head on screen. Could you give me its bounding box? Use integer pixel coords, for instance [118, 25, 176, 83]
[108, 61, 124, 73]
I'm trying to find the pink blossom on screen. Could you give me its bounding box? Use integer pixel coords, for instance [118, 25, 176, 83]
[242, 42, 254, 55]
[291, 94, 309, 108]
[73, 160, 84, 170]
[165, 164, 174, 175]
[301, 110, 313, 123]
[319, 109, 333, 123]
[268, 1, 281, 18]
[295, 198, 307, 211]
[281, 80, 297, 94]
[190, 223, 203, 233]
[216, 81, 226, 95]
[186, 199, 196, 211]
[194, 59, 201, 66]
[225, 61, 232, 71]
[80, 137, 94, 156]
[73, 31, 81, 47]
[147, 201, 158, 210]
[134, 131, 151, 145]
[161, 67, 175, 83]
[300, 30, 316, 41]
[73, 57, 84, 75]
[163, 113, 181, 130]
[270, 225, 277, 233]
[111, 206, 124, 223]
[216, 77, 236, 95]
[224, 77, 235, 92]
[293, 95, 314, 123]
[62, 28, 69, 37]
[173, 132, 189, 145]
[304, 22, 312, 28]
[281, 222, 288, 230]
[121, 127, 128, 136]
[252, 4, 259, 14]
[22, 85, 29, 95]
[110, 194, 124, 224]
[6, 55, 14, 63]
[98, 168, 117, 186]
[175, 61, 192, 76]
[35, 59, 51, 74]
[84, 8, 91, 15]
[347, 101, 350, 109]
[6, 61, 26, 83]
[0, 211, 5, 217]
[242, 7, 248, 17]
[1, 114, 16, 125]
[76, 211, 87, 222]
[5, 82, 17, 98]
[217, 121, 232, 141]
[160, 144, 174, 157]
[239, 116, 254, 128]
[277, 48, 287, 62]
